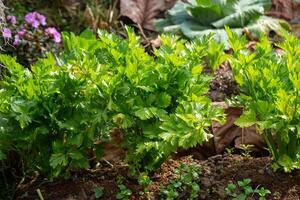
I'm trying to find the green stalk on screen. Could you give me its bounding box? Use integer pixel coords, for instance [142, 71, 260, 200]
[263, 130, 278, 161]
[287, 131, 297, 160]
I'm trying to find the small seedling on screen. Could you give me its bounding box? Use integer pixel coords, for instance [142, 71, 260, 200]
[240, 144, 254, 157]
[138, 172, 152, 195]
[116, 178, 132, 200]
[255, 187, 271, 200]
[93, 186, 104, 199]
[225, 178, 271, 200]
[225, 183, 237, 198]
[225, 147, 235, 156]
[159, 161, 201, 200]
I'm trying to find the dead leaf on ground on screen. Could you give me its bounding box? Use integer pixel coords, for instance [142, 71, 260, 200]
[120, 0, 178, 31]
[267, 0, 300, 20]
[212, 105, 266, 154]
[177, 102, 266, 160]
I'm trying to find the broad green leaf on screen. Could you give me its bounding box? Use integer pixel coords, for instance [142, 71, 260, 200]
[68, 133, 84, 147]
[235, 110, 257, 128]
[50, 153, 68, 169]
[134, 108, 154, 120]
[155, 0, 286, 46]
[94, 186, 104, 199]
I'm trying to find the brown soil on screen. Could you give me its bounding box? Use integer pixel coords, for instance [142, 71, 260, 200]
[209, 62, 240, 102]
[15, 154, 300, 200]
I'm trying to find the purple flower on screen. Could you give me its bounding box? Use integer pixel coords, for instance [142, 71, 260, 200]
[53, 34, 61, 43]
[32, 20, 40, 28]
[25, 12, 36, 24]
[25, 12, 47, 28]
[17, 28, 27, 37]
[7, 15, 17, 25]
[2, 28, 12, 39]
[45, 27, 61, 43]
[36, 13, 46, 26]
[13, 35, 21, 45]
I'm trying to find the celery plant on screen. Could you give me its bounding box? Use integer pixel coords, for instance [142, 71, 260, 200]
[228, 28, 300, 172]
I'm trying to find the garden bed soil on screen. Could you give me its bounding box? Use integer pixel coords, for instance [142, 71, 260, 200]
[16, 155, 300, 200]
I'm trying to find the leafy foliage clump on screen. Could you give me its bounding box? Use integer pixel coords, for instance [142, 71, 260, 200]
[225, 178, 271, 200]
[0, 28, 224, 177]
[155, 0, 288, 47]
[160, 161, 201, 200]
[229, 28, 300, 172]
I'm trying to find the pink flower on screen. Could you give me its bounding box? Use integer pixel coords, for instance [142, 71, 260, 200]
[25, 12, 47, 28]
[7, 15, 17, 25]
[13, 35, 21, 45]
[2, 28, 12, 38]
[17, 28, 27, 37]
[45, 27, 61, 43]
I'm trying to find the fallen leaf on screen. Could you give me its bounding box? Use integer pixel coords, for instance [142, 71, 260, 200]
[212, 106, 266, 154]
[267, 0, 300, 20]
[120, 0, 178, 31]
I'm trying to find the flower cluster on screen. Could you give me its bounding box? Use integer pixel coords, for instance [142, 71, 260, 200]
[7, 15, 16, 25]
[45, 27, 61, 43]
[2, 12, 61, 44]
[1, 12, 62, 66]
[2, 28, 11, 39]
[25, 12, 46, 28]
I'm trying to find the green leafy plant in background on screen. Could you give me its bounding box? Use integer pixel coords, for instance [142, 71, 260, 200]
[225, 178, 271, 200]
[155, 0, 289, 47]
[0, 28, 224, 179]
[228, 27, 300, 172]
[159, 161, 201, 200]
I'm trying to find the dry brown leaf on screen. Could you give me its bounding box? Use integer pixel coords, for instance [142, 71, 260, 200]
[212, 106, 265, 154]
[267, 0, 300, 20]
[102, 128, 126, 163]
[84, 5, 96, 29]
[60, 0, 81, 15]
[120, 0, 178, 31]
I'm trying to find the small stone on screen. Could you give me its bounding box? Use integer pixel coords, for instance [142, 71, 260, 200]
[216, 188, 226, 199]
[200, 177, 212, 187]
[258, 169, 264, 174]
[208, 155, 223, 162]
[200, 193, 206, 199]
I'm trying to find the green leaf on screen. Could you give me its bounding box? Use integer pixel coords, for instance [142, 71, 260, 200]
[235, 110, 257, 128]
[187, 0, 223, 26]
[155, 0, 286, 46]
[68, 133, 84, 147]
[50, 153, 68, 169]
[211, 0, 271, 28]
[94, 186, 104, 198]
[80, 28, 95, 39]
[134, 108, 155, 120]
[156, 93, 172, 108]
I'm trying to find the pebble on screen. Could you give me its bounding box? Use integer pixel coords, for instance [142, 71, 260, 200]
[208, 155, 223, 162]
[258, 169, 264, 175]
[216, 188, 226, 199]
[200, 177, 212, 187]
